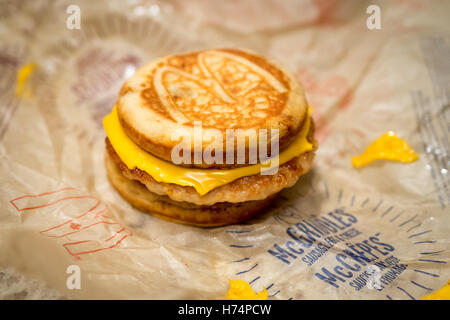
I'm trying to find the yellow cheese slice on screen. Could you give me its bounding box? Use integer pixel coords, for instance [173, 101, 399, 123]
[226, 279, 268, 300]
[352, 131, 419, 168]
[421, 280, 450, 300]
[104, 106, 313, 195]
[16, 63, 38, 98]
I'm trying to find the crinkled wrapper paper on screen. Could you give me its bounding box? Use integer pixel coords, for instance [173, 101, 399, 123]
[0, 0, 449, 300]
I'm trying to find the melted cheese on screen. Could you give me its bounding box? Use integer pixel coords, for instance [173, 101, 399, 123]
[421, 280, 450, 300]
[16, 63, 37, 98]
[104, 106, 313, 195]
[226, 279, 268, 300]
[352, 131, 419, 168]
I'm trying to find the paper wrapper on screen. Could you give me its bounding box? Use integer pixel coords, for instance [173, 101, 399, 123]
[0, 0, 449, 299]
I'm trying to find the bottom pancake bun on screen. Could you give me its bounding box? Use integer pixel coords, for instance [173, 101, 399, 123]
[105, 151, 276, 227]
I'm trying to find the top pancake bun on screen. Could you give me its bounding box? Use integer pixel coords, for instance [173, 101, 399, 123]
[116, 48, 308, 168]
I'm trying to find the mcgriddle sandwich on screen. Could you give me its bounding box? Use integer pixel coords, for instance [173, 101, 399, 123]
[103, 49, 317, 226]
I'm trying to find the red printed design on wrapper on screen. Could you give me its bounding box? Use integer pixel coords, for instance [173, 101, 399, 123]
[10, 188, 132, 258]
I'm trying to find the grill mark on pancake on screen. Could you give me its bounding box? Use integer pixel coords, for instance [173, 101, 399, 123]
[139, 49, 290, 129]
[140, 76, 174, 121]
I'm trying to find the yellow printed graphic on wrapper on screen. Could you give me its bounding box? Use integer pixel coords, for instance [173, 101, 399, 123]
[352, 131, 418, 167]
[226, 279, 268, 300]
[16, 63, 38, 99]
[421, 280, 450, 300]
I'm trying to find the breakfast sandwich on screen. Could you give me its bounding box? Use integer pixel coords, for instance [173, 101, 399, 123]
[103, 48, 317, 227]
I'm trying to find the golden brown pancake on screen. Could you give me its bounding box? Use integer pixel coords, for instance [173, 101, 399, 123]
[105, 151, 276, 227]
[116, 48, 309, 168]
